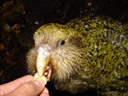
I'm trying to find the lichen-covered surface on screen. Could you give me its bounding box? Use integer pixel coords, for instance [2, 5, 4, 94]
[0, 0, 128, 96]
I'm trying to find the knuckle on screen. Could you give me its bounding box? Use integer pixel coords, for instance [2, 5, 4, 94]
[22, 82, 36, 93]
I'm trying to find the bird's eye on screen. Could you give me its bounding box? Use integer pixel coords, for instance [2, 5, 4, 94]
[60, 40, 65, 45]
[58, 40, 65, 47]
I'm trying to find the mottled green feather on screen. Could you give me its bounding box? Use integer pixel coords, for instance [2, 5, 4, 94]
[54, 16, 128, 95]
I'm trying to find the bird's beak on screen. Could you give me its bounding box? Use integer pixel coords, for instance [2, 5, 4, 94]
[34, 45, 51, 85]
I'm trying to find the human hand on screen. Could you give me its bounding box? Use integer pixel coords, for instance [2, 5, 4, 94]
[0, 75, 49, 96]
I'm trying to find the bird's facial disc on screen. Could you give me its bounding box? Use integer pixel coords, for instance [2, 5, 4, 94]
[34, 45, 52, 85]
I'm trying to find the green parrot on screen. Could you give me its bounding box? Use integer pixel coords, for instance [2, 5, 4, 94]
[27, 16, 128, 96]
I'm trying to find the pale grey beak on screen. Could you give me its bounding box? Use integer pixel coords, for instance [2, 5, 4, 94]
[36, 44, 51, 77]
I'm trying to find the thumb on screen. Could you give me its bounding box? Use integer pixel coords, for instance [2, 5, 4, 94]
[6, 79, 45, 96]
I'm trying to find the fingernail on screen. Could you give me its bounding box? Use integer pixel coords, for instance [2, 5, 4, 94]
[34, 78, 44, 87]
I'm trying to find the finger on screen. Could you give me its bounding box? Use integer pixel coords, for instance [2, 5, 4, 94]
[0, 75, 33, 95]
[43, 87, 49, 94]
[40, 87, 49, 96]
[6, 78, 45, 96]
[40, 92, 49, 96]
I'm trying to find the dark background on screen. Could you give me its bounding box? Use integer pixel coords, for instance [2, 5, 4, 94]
[0, 0, 128, 96]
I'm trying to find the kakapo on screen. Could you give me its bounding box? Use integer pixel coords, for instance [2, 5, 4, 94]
[27, 16, 128, 96]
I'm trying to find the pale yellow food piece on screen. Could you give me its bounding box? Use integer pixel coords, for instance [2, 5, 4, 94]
[34, 73, 47, 85]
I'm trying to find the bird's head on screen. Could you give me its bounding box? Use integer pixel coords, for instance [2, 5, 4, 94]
[27, 23, 83, 82]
